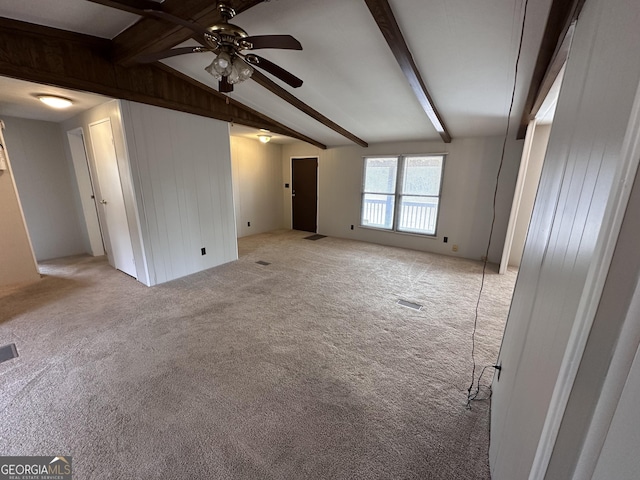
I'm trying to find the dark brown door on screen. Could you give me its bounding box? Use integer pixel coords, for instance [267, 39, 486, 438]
[292, 157, 318, 233]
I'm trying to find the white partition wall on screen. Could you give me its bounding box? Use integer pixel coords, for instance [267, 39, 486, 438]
[121, 101, 237, 286]
[490, 0, 640, 478]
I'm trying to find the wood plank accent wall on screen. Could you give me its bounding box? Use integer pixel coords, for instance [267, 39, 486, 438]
[0, 17, 326, 149]
[491, 0, 640, 477]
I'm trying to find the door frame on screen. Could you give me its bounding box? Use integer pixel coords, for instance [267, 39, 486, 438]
[289, 156, 319, 232]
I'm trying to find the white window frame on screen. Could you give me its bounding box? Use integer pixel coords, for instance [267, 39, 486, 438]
[360, 154, 445, 236]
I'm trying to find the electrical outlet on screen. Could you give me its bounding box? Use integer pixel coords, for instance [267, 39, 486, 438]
[350, 225, 354, 230]
[201, 247, 206, 255]
[452, 245, 459, 252]
[443, 236, 448, 243]
[248, 221, 251, 227]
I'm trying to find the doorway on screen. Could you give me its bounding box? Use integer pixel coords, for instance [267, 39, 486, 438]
[67, 128, 105, 256]
[88, 119, 137, 278]
[291, 157, 318, 233]
[499, 64, 564, 274]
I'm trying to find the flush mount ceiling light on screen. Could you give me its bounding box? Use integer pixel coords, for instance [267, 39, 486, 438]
[258, 134, 272, 144]
[38, 95, 73, 109]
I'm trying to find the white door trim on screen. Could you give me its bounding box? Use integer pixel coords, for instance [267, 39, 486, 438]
[500, 119, 537, 274]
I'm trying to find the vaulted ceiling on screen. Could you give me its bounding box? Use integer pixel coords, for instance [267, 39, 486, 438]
[0, 0, 578, 147]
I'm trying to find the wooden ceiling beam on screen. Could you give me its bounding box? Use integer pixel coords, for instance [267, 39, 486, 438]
[88, 0, 264, 66]
[0, 17, 326, 149]
[517, 0, 586, 139]
[244, 71, 368, 147]
[363, 0, 451, 143]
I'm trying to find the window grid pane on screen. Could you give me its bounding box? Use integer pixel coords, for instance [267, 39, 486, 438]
[401, 156, 443, 196]
[363, 157, 398, 194]
[361, 193, 395, 229]
[398, 196, 439, 235]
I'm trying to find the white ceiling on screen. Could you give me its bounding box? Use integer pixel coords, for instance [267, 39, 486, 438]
[0, 76, 112, 123]
[0, 0, 139, 38]
[0, 0, 555, 147]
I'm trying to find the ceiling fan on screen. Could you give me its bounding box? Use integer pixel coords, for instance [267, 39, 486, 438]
[107, 1, 304, 93]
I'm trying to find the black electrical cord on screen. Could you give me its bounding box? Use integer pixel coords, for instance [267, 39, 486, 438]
[466, 0, 530, 409]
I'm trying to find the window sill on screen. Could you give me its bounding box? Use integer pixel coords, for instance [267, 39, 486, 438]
[358, 225, 438, 239]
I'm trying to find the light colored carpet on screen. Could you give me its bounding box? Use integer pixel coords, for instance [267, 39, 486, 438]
[0, 230, 516, 479]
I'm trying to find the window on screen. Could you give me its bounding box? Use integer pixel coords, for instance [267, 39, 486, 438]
[360, 154, 445, 236]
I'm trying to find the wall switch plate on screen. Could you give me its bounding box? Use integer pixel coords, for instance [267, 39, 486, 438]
[350, 225, 354, 230]
[444, 236, 448, 243]
[201, 247, 206, 255]
[248, 221, 251, 227]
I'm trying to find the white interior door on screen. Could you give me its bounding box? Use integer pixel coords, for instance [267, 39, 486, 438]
[89, 119, 137, 278]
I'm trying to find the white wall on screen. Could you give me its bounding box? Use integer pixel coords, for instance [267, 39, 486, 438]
[490, 0, 640, 478]
[282, 136, 523, 263]
[230, 137, 285, 237]
[508, 123, 551, 267]
[0, 122, 39, 287]
[121, 101, 237, 285]
[2, 116, 85, 261]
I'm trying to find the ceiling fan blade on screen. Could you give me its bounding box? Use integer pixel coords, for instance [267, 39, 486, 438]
[245, 54, 303, 88]
[136, 46, 212, 63]
[242, 35, 302, 51]
[143, 10, 211, 36]
[219, 77, 234, 93]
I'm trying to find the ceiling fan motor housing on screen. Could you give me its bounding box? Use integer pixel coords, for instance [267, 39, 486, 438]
[205, 23, 249, 50]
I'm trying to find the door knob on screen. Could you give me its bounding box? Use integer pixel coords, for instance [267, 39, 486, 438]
[100, 199, 108, 205]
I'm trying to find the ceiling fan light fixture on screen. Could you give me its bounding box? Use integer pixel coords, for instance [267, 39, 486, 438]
[212, 51, 233, 76]
[204, 59, 222, 80]
[38, 95, 73, 109]
[227, 63, 241, 84]
[235, 58, 254, 82]
[258, 134, 272, 144]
